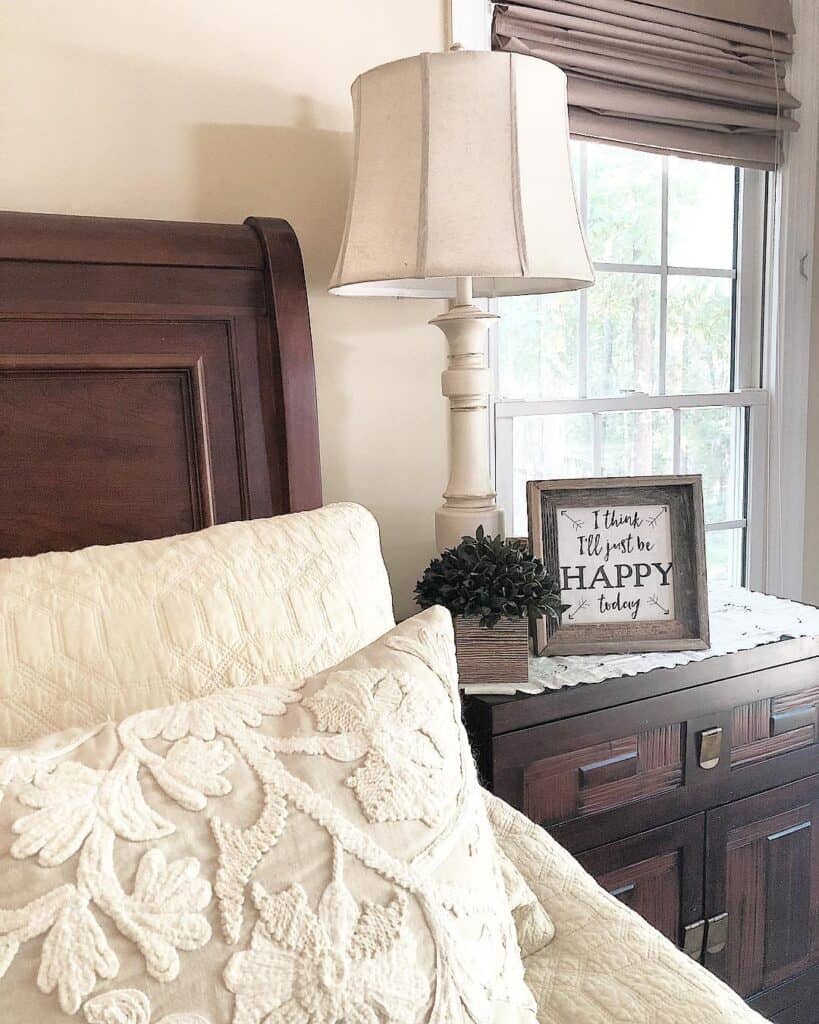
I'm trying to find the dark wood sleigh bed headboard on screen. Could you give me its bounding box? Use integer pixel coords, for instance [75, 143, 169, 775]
[0, 211, 322, 558]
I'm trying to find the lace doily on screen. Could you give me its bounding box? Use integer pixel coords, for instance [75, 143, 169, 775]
[461, 587, 819, 696]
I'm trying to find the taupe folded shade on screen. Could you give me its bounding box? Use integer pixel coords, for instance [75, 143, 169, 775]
[492, 0, 798, 169]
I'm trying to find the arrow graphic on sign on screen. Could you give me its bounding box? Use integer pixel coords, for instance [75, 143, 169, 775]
[560, 509, 585, 531]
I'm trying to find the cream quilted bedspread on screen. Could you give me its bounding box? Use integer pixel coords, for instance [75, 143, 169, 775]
[0, 503, 394, 745]
[0, 502, 767, 1021]
[486, 793, 765, 1024]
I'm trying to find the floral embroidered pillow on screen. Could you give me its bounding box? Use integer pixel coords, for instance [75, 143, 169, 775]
[0, 606, 537, 1024]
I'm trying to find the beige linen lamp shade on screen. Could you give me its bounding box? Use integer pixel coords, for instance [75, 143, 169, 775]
[329, 50, 593, 298]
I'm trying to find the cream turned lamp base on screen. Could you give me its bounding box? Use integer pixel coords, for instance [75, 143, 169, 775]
[431, 276, 505, 551]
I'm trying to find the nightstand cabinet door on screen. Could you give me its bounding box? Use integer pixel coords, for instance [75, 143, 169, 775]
[576, 815, 705, 950]
[705, 775, 819, 1001]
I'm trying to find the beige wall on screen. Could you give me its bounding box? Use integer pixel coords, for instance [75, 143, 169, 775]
[0, 0, 448, 618]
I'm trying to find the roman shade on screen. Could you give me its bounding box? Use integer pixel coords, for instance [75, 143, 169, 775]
[492, 0, 799, 169]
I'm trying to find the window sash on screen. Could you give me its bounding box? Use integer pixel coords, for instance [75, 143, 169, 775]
[494, 389, 767, 583]
[489, 148, 768, 589]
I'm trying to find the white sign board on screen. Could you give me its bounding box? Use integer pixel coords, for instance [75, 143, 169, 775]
[556, 503, 675, 624]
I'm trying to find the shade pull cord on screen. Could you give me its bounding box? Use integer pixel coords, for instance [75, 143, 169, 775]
[771, 29, 782, 169]
[769, 26, 784, 595]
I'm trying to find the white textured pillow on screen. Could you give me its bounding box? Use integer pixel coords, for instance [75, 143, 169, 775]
[0, 503, 395, 746]
[0, 607, 536, 1024]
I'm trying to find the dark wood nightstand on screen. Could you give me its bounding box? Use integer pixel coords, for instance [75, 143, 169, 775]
[463, 636, 819, 1023]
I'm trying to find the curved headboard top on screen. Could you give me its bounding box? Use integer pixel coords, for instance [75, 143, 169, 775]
[0, 211, 322, 558]
[0, 210, 264, 267]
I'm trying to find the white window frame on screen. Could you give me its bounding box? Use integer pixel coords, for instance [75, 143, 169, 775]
[448, 0, 492, 50]
[449, 0, 819, 600]
[764, 0, 819, 599]
[493, 155, 767, 588]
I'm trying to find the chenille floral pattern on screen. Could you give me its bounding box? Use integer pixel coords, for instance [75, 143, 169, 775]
[0, 608, 535, 1024]
[304, 667, 452, 826]
[83, 987, 212, 1024]
[224, 843, 428, 1024]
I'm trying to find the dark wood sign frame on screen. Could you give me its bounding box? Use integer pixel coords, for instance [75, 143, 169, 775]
[527, 475, 710, 656]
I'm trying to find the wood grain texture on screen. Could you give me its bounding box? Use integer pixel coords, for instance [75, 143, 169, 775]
[706, 780, 819, 1000]
[599, 850, 681, 941]
[453, 617, 529, 685]
[776, 686, 819, 714]
[765, 820, 812, 974]
[0, 210, 263, 268]
[732, 725, 815, 768]
[731, 685, 819, 767]
[521, 724, 682, 826]
[478, 668, 819, 851]
[0, 211, 321, 557]
[577, 815, 705, 948]
[732, 699, 771, 747]
[466, 647, 819, 1020]
[725, 840, 766, 995]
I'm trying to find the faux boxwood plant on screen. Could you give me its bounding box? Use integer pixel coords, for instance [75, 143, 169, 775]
[415, 526, 566, 628]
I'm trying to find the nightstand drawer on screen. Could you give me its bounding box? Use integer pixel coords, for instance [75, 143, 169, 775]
[462, 638, 819, 1023]
[521, 724, 683, 826]
[731, 687, 819, 767]
[492, 688, 716, 830]
[487, 671, 819, 837]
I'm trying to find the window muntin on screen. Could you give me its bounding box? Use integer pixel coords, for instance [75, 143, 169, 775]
[494, 141, 766, 587]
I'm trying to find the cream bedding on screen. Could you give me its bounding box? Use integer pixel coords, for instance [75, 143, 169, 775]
[0, 503, 766, 1023]
[0, 504, 394, 746]
[0, 609, 538, 1024]
[486, 794, 765, 1024]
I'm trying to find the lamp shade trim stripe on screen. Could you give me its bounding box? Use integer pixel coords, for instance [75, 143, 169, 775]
[509, 56, 529, 277]
[330, 74, 363, 291]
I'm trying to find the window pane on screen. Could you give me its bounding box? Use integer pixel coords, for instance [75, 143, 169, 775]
[668, 158, 735, 269]
[511, 414, 593, 536]
[706, 528, 744, 586]
[681, 406, 745, 522]
[497, 292, 580, 399]
[666, 276, 733, 393]
[587, 272, 660, 396]
[587, 143, 662, 264]
[600, 409, 673, 477]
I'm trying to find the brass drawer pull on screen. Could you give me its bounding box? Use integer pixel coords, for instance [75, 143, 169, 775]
[706, 912, 729, 955]
[682, 919, 706, 959]
[770, 705, 816, 735]
[698, 727, 723, 770]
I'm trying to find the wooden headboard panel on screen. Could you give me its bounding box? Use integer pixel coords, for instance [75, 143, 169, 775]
[0, 212, 322, 558]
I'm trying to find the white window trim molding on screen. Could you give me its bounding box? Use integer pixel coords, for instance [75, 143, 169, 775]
[448, 0, 492, 51]
[764, 0, 819, 600]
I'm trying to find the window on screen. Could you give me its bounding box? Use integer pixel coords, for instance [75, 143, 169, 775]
[493, 141, 768, 587]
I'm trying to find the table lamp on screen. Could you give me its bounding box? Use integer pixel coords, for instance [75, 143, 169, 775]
[330, 48, 594, 551]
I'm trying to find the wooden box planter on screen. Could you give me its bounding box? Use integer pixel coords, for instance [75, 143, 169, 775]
[453, 616, 530, 686]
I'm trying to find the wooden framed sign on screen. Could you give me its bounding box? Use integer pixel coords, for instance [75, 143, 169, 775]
[527, 475, 710, 656]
